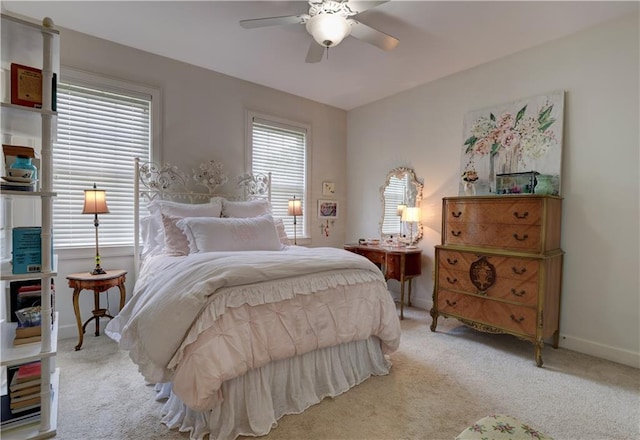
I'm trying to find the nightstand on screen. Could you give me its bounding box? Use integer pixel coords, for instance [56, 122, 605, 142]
[66, 269, 127, 350]
[344, 244, 422, 319]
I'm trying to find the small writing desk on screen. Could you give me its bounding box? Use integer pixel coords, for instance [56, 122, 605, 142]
[344, 244, 422, 319]
[67, 269, 127, 350]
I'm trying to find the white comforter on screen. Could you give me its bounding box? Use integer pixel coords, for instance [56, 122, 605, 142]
[106, 246, 401, 410]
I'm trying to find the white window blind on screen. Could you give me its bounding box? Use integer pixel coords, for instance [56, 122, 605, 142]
[250, 116, 307, 238]
[53, 80, 152, 248]
[381, 175, 409, 235]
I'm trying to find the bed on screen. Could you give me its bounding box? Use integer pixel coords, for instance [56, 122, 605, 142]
[105, 159, 401, 440]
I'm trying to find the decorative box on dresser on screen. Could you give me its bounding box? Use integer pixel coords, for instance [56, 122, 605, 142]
[430, 195, 563, 367]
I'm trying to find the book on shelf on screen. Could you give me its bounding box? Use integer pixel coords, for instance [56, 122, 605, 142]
[8, 376, 41, 392]
[9, 384, 40, 400]
[9, 395, 40, 411]
[15, 325, 41, 339]
[13, 334, 41, 346]
[11, 227, 42, 274]
[10, 361, 41, 385]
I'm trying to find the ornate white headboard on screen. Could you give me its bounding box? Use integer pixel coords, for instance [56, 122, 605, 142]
[133, 157, 271, 272]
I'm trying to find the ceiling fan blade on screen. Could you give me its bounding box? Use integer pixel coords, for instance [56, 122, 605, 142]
[345, 1, 388, 14]
[239, 15, 304, 29]
[350, 21, 399, 51]
[305, 40, 325, 63]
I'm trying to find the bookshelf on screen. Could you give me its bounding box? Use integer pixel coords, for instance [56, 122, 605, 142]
[0, 12, 59, 439]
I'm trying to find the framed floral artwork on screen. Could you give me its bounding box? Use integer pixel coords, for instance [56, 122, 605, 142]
[459, 91, 564, 196]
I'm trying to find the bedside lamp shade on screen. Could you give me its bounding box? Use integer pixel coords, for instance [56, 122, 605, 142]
[82, 187, 109, 215]
[83, 183, 109, 275]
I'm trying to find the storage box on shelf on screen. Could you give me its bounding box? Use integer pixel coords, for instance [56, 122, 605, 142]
[1, 12, 59, 440]
[430, 195, 564, 367]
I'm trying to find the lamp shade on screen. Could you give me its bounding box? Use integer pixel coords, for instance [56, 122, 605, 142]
[402, 206, 420, 223]
[396, 204, 407, 216]
[288, 197, 302, 216]
[305, 13, 352, 48]
[82, 185, 109, 214]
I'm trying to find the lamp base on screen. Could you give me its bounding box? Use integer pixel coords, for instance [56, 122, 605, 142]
[91, 266, 106, 275]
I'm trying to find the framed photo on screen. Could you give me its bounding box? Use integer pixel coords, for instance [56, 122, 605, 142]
[317, 199, 338, 219]
[322, 181, 335, 196]
[11, 63, 43, 108]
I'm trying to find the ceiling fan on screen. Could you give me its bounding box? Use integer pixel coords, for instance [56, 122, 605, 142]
[239, 0, 399, 63]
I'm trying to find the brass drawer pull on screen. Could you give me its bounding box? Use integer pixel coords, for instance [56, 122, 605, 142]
[511, 288, 526, 297]
[452, 211, 462, 218]
[513, 233, 528, 241]
[446, 299, 457, 307]
[513, 211, 529, 220]
[512, 266, 526, 275]
[447, 257, 458, 265]
[451, 230, 462, 237]
[510, 314, 525, 323]
[446, 277, 458, 284]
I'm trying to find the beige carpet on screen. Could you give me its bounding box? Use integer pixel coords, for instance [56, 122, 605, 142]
[52, 307, 639, 440]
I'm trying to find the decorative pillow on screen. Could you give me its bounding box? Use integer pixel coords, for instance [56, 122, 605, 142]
[221, 199, 271, 218]
[177, 214, 282, 253]
[273, 217, 290, 246]
[148, 199, 223, 255]
[456, 415, 553, 440]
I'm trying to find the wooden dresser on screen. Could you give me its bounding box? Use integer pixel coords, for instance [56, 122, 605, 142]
[430, 195, 563, 366]
[344, 244, 422, 320]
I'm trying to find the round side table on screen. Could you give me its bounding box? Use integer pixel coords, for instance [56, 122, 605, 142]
[66, 269, 127, 351]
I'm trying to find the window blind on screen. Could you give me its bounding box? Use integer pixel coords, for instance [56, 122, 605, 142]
[251, 117, 307, 237]
[53, 81, 151, 247]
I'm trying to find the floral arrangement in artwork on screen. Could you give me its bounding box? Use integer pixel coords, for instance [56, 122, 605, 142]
[458, 91, 564, 196]
[463, 101, 558, 171]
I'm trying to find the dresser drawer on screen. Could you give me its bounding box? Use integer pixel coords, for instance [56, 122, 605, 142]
[437, 290, 537, 336]
[444, 198, 543, 226]
[444, 223, 542, 252]
[437, 250, 540, 306]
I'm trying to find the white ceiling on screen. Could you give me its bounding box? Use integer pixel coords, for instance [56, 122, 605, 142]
[3, 1, 638, 110]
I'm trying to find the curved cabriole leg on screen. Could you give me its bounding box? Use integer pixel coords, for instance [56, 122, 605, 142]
[430, 309, 439, 332]
[552, 330, 560, 348]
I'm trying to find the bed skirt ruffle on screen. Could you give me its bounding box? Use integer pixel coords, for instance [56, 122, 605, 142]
[155, 336, 391, 440]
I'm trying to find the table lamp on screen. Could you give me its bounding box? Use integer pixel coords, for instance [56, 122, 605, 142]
[402, 206, 421, 249]
[288, 196, 302, 245]
[83, 183, 109, 275]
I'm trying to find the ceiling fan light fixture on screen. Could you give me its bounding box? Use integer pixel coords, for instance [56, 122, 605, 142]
[305, 13, 352, 48]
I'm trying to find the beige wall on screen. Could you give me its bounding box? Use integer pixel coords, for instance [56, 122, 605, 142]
[346, 14, 639, 367]
[53, 28, 348, 341]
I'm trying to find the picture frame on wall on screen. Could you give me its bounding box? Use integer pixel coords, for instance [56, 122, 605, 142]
[317, 199, 338, 219]
[459, 90, 565, 196]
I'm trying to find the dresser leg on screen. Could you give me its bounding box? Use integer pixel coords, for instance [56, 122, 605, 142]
[552, 330, 559, 349]
[535, 340, 544, 367]
[430, 308, 438, 332]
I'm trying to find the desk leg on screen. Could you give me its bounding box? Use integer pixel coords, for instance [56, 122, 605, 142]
[399, 278, 405, 320]
[93, 289, 100, 336]
[118, 282, 126, 311]
[407, 279, 413, 307]
[72, 287, 84, 351]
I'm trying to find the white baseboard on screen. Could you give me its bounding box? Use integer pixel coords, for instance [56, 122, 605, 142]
[560, 334, 639, 369]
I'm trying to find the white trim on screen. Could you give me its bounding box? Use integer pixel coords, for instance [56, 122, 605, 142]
[560, 334, 640, 369]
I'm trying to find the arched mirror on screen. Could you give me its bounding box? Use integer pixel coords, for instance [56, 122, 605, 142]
[379, 167, 424, 243]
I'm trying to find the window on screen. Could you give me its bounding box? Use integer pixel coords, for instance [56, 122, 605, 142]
[248, 113, 309, 238]
[53, 68, 159, 248]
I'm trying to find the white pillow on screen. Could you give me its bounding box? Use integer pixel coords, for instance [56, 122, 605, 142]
[177, 214, 282, 252]
[273, 217, 290, 246]
[148, 199, 223, 255]
[221, 199, 271, 218]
